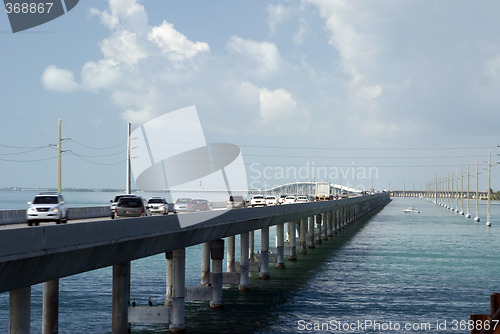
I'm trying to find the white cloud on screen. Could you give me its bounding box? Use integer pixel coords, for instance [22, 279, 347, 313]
[259, 87, 309, 129]
[267, 4, 292, 36]
[90, 0, 148, 31]
[306, 0, 383, 102]
[100, 30, 147, 66]
[41, 65, 79, 92]
[81, 59, 122, 91]
[227, 36, 281, 77]
[148, 21, 210, 60]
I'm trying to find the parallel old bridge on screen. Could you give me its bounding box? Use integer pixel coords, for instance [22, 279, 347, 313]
[0, 193, 390, 333]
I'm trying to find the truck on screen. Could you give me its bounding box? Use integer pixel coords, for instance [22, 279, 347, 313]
[315, 182, 330, 201]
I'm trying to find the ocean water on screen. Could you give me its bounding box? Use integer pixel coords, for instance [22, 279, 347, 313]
[0, 196, 499, 333]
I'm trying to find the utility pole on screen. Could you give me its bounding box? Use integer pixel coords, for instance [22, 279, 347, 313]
[126, 123, 131, 195]
[58, 119, 62, 193]
[486, 150, 491, 226]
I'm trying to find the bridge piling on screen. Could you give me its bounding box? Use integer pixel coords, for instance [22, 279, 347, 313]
[210, 240, 224, 310]
[276, 224, 285, 269]
[315, 214, 322, 245]
[322, 213, 328, 241]
[239, 232, 250, 292]
[9, 287, 31, 334]
[112, 262, 131, 334]
[288, 221, 297, 261]
[307, 216, 315, 249]
[170, 248, 186, 333]
[227, 236, 236, 273]
[43, 279, 59, 334]
[200, 243, 210, 287]
[327, 211, 333, 237]
[299, 218, 307, 254]
[259, 227, 270, 280]
[165, 251, 173, 307]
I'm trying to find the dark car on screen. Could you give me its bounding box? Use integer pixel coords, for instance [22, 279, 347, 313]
[110, 194, 136, 218]
[113, 196, 151, 218]
[190, 199, 211, 212]
[227, 195, 246, 209]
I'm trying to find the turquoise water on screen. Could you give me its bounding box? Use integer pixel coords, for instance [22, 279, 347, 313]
[0, 197, 499, 333]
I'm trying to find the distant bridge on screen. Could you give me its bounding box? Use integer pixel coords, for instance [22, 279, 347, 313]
[390, 190, 489, 198]
[249, 181, 362, 197]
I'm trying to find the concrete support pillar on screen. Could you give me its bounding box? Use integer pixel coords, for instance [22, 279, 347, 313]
[227, 235, 235, 272]
[249, 231, 255, 262]
[315, 214, 322, 245]
[170, 248, 186, 333]
[299, 218, 307, 254]
[9, 287, 31, 334]
[200, 242, 210, 286]
[334, 210, 339, 233]
[288, 221, 297, 261]
[112, 262, 130, 334]
[239, 232, 250, 292]
[322, 213, 328, 241]
[307, 216, 315, 248]
[276, 223, 285, 269]
[210, 240, 224, 310]
[43, 279, 59, 334]
[260, 227, 270, 279]
[165, 251, 173, 306]
[327, 211, 333, 237]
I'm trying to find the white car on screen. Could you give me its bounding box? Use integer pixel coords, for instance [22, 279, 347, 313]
[147, 197, 168, 215]
[265, 196, 277, 206]
[283, 196, 296, 204]
[27, 192, 68, 226]
[296, 195, 309, 202]
[250, 195, 266, 207]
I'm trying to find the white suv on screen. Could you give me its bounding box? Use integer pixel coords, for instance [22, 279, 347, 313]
[27, 192, 68, 226]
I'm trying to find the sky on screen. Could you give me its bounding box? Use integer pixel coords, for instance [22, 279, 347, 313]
[0, 0, 499, 192]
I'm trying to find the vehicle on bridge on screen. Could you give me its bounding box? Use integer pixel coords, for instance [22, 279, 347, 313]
[147, 197, 168, 215]
[283, 196, 296, 204]
[250, 195, 266, 207]
[27, 192, 68, 226]
[296, 195, 309, 202]
[227, 195, 246, 209]
[174, 198, 192, 213]
[190, 199, 211, 211]
[110, 194, 137, 219]
[265, 195, 277, 206]
[277, 195, 287, 205]
[114, 196, 151, 218]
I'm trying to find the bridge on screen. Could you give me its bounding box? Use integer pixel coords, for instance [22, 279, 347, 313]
[0, 193, 390, 333]
[249, 181, 361, 196]
[390, 190, 489, 198]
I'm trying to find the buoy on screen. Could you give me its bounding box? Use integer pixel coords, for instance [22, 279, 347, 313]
[474, 217, 480, 222]
[465, 213, 471, 218]
[486, 222, 491, 227]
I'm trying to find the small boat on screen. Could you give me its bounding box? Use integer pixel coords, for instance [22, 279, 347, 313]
[403, 207, 420, 213]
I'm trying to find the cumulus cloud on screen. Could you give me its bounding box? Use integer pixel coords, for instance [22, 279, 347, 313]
[100, 30, 147, 66]
[227, 36, 281, 77]
[148, 21, 210, 60]
[259, 87, 309, 130]
[43, 0, 213, 123]
[41, 65, 79, 92]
